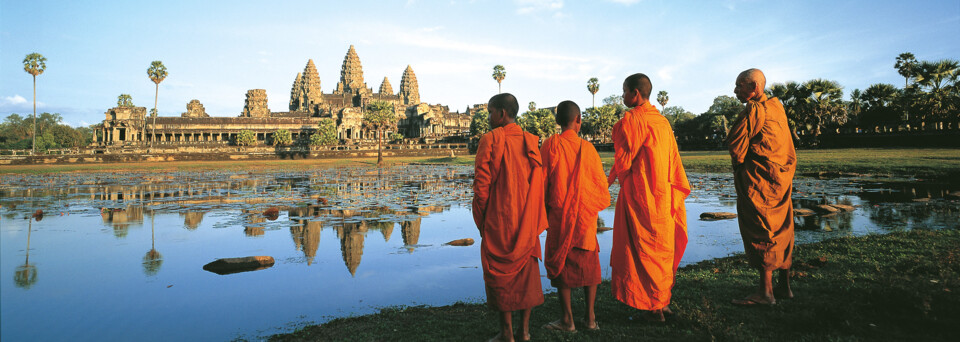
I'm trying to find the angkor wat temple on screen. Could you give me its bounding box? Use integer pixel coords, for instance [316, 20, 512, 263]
[97, 45, 471, 147]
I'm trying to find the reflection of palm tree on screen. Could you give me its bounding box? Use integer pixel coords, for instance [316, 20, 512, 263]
[14, 219, 38, 289]
[142, 211, 163, 276]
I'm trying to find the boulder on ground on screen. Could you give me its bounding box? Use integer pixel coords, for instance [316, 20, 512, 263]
[203, 256, 275, 275]
[700, 212, 737, 220]
[445, 238, 474, 246]
[813, 204, 840, 213]
[794, 208, 816, 216]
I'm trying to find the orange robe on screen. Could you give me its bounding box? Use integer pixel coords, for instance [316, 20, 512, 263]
[725, 95, 796, 271]
[472, 122, 548, 311]
[541, 130, 610, 288]
[608, 102, 691, 311]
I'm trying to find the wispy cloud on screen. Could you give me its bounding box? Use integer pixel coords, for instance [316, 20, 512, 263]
[515, 0, 563, 15]
[606, 0, 641, 5]
[0, 94, 45, 111]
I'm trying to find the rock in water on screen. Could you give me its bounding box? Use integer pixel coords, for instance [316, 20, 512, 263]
[794, 208, 816, 216]
[700, 212, 737, 220]
[445, 238, 474, 246]
[203, 256, 275, 275]
[827, 204, 855, 212]
[813, 204, 840, 214]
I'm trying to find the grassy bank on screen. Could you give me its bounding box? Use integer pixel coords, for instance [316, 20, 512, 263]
[674, 148, 960, 179]
[271, 229, 960, 341]
[3, 148, 957, 179]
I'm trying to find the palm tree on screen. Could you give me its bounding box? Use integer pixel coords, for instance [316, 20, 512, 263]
[147, 61, 168, 149]
[23, 53, 47, 154]
[492, 65, 506, 93]
[860, 83, 899, 131]
[364, 101, 397, 165]
[117, 94, 134, 107]
[914, 59, 960, 126]
[587, 78, 599, 107]
[895, 52, 918, 88]
[657, 90, 669, 111]
[801, 79, 846, 137]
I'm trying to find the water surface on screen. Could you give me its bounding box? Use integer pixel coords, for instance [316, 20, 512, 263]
[1, 166, 956, 341]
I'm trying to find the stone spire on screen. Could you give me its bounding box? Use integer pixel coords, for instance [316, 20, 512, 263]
[335, 45, 369, 96]
[379, 77, 393, 95]
[399, 65, 420, 105]
[241, 89, 269, 117]
[290, 59, 323, 113]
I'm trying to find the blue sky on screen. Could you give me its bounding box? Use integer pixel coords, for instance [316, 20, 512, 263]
[1, 0, 958, 127]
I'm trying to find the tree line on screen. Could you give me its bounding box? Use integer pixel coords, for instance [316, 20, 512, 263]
[0, 113, 95, 150]
[476, 53, 958, 147]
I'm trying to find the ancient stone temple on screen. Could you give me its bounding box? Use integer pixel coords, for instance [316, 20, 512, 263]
[399, 65, 420, 105]
[241, 89, 270, 117]
[181, 100, 209, 118]
[96, 45, 470, 148]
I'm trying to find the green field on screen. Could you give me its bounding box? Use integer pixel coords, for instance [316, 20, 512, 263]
[271, 229, 960, 341]
[4, 148, 957, 179]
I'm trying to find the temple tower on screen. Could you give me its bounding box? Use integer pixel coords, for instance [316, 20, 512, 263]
[379, 77, 393, 95]
[399, 65, 420, 105]
[241, 89, 269, 117]
[334, 45, 370, 96]
[289, 59, 323, 114]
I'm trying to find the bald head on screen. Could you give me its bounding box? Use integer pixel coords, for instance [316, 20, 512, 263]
[738, 68, 766, 91]
[624, 73, 652, 99]
[735, 68, 767, 103]
[488, 93, 519, 119]
[555, 100, 580, 128]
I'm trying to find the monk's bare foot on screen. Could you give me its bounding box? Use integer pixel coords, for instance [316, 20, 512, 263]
[662, 305, 674, 315]
[775, 285, 794, 299]
[641, 310, 665, 322]
[731, 293, 776, 306]
[583, 321, 600, 331]
[487, 332, 512, 342]
[517, 332, 531, 341]
[542, 320, 576, 333]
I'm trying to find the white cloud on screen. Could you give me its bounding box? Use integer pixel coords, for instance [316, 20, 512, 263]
[515, 0, 563, 15]
[607, 0, 641, 5]
[1, 95, 29, 106]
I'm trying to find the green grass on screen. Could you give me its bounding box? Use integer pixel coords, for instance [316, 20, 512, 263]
[679, 148, 960, 179]
[270, 229, 960, 341]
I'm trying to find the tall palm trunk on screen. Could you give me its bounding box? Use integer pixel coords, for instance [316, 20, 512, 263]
[32, 75, 36, 154]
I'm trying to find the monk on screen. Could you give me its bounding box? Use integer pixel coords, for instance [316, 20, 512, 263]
[540, 100, 610, 332]
[608, 73, 691, 322]
[473, 93, 548, 342]
[727, 68, 797, 305]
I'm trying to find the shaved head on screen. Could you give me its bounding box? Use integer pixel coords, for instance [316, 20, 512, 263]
[738, 68, 766, 90]
[624, 73, 652, 99]
[488, 93, 519, 119]
[555, 100, 580, 128]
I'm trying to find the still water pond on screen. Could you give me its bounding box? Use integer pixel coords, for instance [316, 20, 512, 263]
[1, 165, 957, 341]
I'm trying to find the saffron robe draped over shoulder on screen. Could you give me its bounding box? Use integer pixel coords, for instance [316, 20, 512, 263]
[725, 95, 796, 271]
[473, 123, 548, 311]
[608, 102, 691, 311]
[541, 130, 610, 285]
